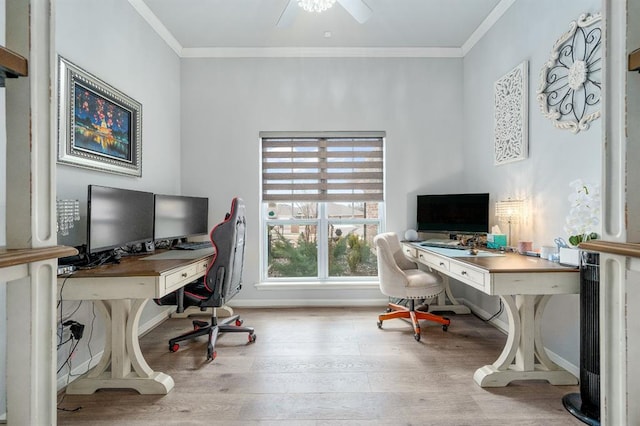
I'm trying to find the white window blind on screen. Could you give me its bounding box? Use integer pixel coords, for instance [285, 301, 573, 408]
[262, 134, 384, 202]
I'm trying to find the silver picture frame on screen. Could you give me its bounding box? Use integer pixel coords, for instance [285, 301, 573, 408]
[57, 56, 142, 177]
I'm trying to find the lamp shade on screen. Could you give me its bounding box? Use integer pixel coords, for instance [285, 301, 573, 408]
[495, 199, 524, 222]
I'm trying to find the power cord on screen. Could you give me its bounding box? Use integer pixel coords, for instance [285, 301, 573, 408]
[473, 298, 504, 322]
[57, 318, 88, 413]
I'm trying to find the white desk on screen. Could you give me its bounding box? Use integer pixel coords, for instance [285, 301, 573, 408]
[57, 250, 213, 394]
[403, 242, 580, 387]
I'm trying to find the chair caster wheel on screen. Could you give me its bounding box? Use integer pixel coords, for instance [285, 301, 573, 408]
[207, 350, 217, 361]
[193, 320, 208, 331]
[442, 324, 449, 331]
[377, 320, 383, 329]
[235, 319, 244, 326]
[169, 343, 179, 352]
[248, 333, 257, 343]
[414, 333, 421, 342]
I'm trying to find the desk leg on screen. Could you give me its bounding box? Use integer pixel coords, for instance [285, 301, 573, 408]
[473, 294, 578, 387]
[428, 276, 471, 314]
[65, 299, 175, 395]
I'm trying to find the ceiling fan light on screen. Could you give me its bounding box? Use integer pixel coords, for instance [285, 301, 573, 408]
[298, 0, 337, 13]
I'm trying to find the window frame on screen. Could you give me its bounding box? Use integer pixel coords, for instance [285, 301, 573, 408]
[260, 132, 385, 284]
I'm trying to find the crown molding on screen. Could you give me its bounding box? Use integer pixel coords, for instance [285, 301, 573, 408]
[180, 46, 463, 58]
[128, 0, 183, 56]
[130, 0, 516, 59]
[462, 0, 517, 55]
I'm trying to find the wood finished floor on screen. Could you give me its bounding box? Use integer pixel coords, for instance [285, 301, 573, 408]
[57, 307, 582, 425]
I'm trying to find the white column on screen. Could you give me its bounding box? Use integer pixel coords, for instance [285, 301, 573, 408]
[5, 0, 57, 424]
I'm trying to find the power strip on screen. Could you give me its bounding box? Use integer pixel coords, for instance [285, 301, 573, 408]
[57, 265, 76, 275]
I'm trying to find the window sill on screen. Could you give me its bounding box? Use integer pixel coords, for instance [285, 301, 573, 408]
[255, 280, 380, 291]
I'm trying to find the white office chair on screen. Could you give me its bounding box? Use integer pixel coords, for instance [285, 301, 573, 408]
[374, 232, 450, 341]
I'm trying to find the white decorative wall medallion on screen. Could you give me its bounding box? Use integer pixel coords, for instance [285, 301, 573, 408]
[494, 61, 528, 165]
[537, 13, 602, 133]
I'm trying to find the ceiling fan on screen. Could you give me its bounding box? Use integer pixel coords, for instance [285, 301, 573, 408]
[277, 0, 373, 28]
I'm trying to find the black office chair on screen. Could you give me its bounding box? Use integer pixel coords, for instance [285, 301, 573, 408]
[165, 197, 256, 360]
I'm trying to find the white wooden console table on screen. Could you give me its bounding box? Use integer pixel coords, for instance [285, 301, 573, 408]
[57, 249, 213, 395]
[403, 242, 580, 387]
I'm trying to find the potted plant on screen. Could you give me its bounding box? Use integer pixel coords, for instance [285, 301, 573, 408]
[560, 179, 600, 265]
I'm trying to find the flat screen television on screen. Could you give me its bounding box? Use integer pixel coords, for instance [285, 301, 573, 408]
[417, 193, 490, 234]
[87, 185, 155, 254]
[154, 194, 209, 241]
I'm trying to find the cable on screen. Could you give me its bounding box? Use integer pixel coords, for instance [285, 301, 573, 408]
[473, 298, 504, 322]
[68, 303, 97, 379]
[57, 336, 72, 349]
[57, 339, 80, 374]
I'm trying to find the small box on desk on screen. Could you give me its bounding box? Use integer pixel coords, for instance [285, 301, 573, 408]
[559, 247, 580, 267]
[487, 234, 507, 249]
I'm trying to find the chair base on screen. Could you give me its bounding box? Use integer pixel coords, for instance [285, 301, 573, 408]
[377, 301, 450, 341]
[168, 313, 256, 360]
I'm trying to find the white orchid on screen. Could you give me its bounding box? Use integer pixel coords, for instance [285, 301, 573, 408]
[563, 179, 600, 246]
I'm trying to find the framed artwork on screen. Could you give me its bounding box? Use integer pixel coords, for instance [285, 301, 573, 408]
[57, 56, 142, 176]
[536, 13, 602, 133]
[494, 60, 528, 165]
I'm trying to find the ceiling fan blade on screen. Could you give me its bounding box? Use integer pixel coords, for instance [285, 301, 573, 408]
[337, 0, 373, 24]
[277, 0, 299, 28]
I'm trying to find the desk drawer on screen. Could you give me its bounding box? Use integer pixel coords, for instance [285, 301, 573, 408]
[403, 245, 418, 259]
[417, 251, 450, 272]
[450, 262, 486, 291]
[164, 259, 209, 294]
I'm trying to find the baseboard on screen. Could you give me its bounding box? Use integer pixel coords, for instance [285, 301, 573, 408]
[457, 297, 509, 332]
[56, 306, 173, 391]
[139, 306, 175, 336]
[227, 298, 388, 308]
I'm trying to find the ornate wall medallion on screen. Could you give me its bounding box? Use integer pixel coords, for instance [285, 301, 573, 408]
[537, 13, 602, 133]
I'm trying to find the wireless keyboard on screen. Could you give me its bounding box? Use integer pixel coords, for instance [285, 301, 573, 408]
[173, 241, 212, 250]
[420, 241, 467, 250]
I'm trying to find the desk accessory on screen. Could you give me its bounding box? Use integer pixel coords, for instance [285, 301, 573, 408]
[495, 199, 524, 247]
[517, 241, 533, 254]
[487, 233, 507, 249]
[559, 247, 580, 266]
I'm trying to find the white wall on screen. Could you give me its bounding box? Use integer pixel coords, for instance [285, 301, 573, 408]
[459, 0, 602, 366]
[53, 0, 181, 387]
[56, 0, 183, 241]
[179, 57, 465, 303]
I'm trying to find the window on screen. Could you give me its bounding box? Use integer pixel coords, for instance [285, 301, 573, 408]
[261, 132, 384, 281]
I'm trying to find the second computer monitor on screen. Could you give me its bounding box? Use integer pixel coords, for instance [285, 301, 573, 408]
[154, 194, 209, 241]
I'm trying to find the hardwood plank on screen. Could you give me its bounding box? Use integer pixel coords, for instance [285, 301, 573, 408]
[58, 307, 582, 425]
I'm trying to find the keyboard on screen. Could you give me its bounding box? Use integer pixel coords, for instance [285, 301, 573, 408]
[420, 240, 467, 250]
[173, 241, 212, 250]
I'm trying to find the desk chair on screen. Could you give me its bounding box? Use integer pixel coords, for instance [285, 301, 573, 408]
[166, 197, 256, 360]
[374, 232, 450, 341]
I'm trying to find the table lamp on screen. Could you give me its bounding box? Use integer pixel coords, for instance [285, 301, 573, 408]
[495, 199, 524, 247]
[56, 199, 80, 236]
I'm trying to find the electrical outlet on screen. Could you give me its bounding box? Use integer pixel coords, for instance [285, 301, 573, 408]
[70, 322, 84, 340]
[57, 324, 72, 345]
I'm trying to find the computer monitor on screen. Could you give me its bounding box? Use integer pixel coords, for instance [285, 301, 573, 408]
[153, 194, 209, 241]
[87, 185, 155, 254]
[417, 192, 490, 235]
